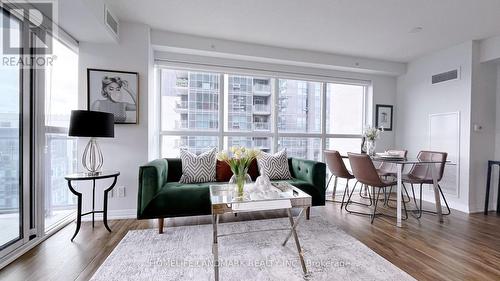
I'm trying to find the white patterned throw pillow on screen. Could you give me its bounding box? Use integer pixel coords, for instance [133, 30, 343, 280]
[179, 148, 217, 184]
[257, 149, 292, 180]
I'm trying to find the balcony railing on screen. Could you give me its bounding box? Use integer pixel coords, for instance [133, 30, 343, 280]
[175, 101, 188, 109]
[253, 140, 270, 148]
[176, 78, 188, 88]
[253, 122, 270, 131]
[175, 120, 188, 129]
[253, 84, 271, 92]
[253, 104, 271, 113]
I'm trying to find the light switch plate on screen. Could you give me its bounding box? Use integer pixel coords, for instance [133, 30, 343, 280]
[117, 186, 125, 197]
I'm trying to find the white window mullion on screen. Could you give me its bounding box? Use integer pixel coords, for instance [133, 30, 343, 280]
[273, 78, 279, 153]
[321, 82, 327, 161]
[157, 68, 163, 159]
[218, 74, 225, 150]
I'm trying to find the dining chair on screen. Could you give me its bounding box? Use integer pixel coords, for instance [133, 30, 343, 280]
[324, 150, 357, 209]
[403, 150, 450, 218]
[346, 153, 408, 223]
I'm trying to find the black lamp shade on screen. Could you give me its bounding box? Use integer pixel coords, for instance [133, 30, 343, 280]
[69, 110, 114, 138]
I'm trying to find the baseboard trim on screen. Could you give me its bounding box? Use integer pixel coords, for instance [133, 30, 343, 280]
[81, 209, 137, 221]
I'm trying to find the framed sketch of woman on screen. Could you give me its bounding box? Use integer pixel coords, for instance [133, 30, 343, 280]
[87, 68, 139, 124]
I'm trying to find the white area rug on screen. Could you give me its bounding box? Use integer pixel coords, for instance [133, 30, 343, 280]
[91, 215, 415, 281]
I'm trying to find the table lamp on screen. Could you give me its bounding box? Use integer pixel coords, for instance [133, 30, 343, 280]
[69, 110, 114, 175]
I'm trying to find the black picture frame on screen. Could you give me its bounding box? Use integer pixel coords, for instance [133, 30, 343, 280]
[375, 104, 393, 131]
[87, 68, 139, 124]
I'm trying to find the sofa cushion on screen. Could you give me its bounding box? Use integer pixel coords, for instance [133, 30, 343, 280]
[216, 159, 260, 182]
[142, 182, 213, 218]
[216, 160, 233, 182]
[179, 148, 217, 183]
[257, 150, 292, 180]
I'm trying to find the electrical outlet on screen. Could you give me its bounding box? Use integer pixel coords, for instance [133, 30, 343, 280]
[117, 186, 125, 197]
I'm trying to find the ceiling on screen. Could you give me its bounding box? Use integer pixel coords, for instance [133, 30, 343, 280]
[105, 0, 500, 63]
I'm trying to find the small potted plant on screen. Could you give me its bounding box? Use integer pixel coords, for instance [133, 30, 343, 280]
[217, 147, 261, 198]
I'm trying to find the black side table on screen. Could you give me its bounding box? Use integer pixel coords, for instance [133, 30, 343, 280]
[484, 161, 500, 215]
[64, 171, 120, 241]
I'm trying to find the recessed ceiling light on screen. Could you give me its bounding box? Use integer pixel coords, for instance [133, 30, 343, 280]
[409, 27, 423, 33]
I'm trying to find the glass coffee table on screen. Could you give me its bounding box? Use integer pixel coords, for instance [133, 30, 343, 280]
[209, 182, 312, 280]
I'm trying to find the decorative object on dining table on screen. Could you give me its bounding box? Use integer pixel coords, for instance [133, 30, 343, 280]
[363, 126, 383, 156]
[216, 146, 261, 198]
[375, 151, 406, 160]
[375, 104, 393, 131]
[87, 68, 139, 124]
[69, 110, 115, 175]
[360, 136, 367, 154]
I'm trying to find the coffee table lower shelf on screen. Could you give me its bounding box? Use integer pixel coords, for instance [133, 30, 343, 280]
[211, 204, 310, 281]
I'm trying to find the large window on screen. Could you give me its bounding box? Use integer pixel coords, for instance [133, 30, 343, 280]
[158, 68, 367, 161]
[43, 38, 78, 231]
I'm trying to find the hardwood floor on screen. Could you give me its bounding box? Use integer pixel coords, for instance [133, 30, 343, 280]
[0, 196, 499, 281]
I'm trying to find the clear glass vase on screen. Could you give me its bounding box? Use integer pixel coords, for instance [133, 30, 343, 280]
[367, 140, 376, 156]
[229, 173, 252, 198]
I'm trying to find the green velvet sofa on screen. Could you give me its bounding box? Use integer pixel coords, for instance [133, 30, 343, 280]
[137, 157, 326, 233]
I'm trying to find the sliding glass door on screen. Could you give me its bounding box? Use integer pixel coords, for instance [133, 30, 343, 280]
[0, 5, 79, 260]
[0, 10, 23, 252]
[43, 38, 78, 231]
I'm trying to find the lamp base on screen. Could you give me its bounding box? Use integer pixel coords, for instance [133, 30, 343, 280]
[82, 137, 104, 174]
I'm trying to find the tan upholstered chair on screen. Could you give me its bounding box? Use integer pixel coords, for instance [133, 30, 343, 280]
[324, 150, 355, 209]
[403, 151, 449, 218]
[346, 153, 408, 223]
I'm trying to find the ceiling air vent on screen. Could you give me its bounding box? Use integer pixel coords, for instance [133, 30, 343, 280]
[104, 5, 119, 39]
[432, 69, 459, 84]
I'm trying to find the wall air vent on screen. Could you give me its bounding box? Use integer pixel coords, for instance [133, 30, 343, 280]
[104, 5, 119, 39]
[432, 69, 459, 84]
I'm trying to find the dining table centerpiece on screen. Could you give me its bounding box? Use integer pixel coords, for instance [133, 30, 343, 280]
[363, 126, 383, 156]
[217, 146, 261, 198]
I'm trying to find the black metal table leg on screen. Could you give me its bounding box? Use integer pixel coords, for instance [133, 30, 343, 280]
[497, 165, 500, 214]
[65, 171, 120, 240]
[485, 162, 492, 215]
[67, 180, 82, 242]
[92, 179, 95, 228]
[103, 176, 118, 232]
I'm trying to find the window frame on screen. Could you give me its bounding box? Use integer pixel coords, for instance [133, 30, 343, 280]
[157, 66, 369, 161]
[29, 33, 79, 242]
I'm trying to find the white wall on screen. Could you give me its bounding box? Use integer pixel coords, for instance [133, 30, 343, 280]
[395, 42, 473, 212]
[151, 29, 406, 76]
[77, 22, 151, 218]
[490, 65, 500, 211]
[371, 75, 397, 151]
[469, 42, 497, 212]
[396, 40, 500, 213]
